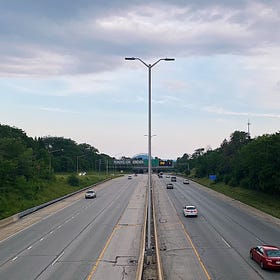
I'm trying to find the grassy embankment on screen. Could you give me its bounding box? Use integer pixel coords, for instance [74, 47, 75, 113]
[0, 173, 119, 220]
[193, 177, 280, 219]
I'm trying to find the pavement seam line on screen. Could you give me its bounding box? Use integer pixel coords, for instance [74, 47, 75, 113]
[157, 177, 212, 280]
[152, 181, 164, 280]
[177, 214, 212, 280]
[87, 179, 146, 280]
[86, 226, 118, 279]
[135, 182, 148, 280]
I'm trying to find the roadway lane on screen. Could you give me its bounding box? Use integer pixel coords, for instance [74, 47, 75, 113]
[0, 175, 147, 280]
[159, 176, 280, 280]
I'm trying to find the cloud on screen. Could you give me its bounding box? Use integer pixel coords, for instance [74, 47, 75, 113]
[0, 1, 280, 77]
[204, 106, 280, 118]
[38, 107, 79, 114]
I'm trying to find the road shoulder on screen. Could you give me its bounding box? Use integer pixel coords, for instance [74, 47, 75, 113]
[88, 178, 146, 280]
[154, 177, 210, 280]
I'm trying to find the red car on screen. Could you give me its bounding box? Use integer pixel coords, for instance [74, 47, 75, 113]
[250, 245, 280, 270]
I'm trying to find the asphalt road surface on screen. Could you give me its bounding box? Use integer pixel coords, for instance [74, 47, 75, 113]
[1, 174, 279, 280]
[160, 176, 280, 280]
[0, 175, 146, 280]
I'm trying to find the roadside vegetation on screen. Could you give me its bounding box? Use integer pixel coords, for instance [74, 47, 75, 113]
[1, 123, 279, 220]
[0, 124, 119, 220]
[0, 173, 115, 219]
[176, 130, 280, 219]
[192, 177, 280, 219]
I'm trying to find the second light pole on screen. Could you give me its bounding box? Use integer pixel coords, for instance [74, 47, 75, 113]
[125, 57, 175, 250]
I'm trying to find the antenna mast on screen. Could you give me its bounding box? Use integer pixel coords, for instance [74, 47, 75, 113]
[247, 119, 251, 139]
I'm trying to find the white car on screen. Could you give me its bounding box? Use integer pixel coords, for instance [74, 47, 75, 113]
[128, 175, 132, 179]
[183, 205, 198, 217]
[85, 190, 96, 199]
[183, 179, 189, 184]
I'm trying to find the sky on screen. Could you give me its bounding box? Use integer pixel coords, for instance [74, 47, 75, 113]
[0, 0, 279, 160]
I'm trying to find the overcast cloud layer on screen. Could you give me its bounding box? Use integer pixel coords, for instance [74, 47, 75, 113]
[1, 0, 279, 159]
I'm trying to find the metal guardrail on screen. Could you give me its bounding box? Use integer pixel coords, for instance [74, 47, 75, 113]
[0, 214, 19, 228]
[139, 176, 164, 279]
[0, 179, 111, 229]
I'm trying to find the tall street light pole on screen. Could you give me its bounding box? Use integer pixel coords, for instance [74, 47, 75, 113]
[125, 57, 175, 250]
[76, 154, 86, 174]
[48, 149, 63, 173]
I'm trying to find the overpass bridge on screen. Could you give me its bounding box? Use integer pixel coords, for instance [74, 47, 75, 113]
[113, 158, 174, 173]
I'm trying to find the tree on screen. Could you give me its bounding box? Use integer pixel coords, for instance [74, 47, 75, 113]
[181, 130, 279, 195]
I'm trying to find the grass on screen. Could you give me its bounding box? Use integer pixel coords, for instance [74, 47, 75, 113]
[193, 177, 280, 219]
[0, 172, 120, 220]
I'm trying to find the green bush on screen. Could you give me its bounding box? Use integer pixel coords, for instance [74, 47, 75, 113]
[67, 174, 80, 186]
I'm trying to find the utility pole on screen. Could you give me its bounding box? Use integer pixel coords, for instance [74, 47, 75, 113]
[247, 119, 251, 139]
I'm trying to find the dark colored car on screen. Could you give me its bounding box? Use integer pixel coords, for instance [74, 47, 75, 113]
[250, 245, 280, 270]
[85, 190, 96, 199]
[166, 183, 174, 189]
[171, 176, 176, 182]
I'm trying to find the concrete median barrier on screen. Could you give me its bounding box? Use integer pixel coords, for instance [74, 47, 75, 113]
[0, 214, 19, 228]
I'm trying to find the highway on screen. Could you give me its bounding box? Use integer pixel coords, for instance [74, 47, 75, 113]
[157, 175, 280, 280]
[0, 175, 146, 280]
[1, 174, 279, 279]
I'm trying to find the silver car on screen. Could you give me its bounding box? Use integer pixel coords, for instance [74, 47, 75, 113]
[85, 190, 96, 199]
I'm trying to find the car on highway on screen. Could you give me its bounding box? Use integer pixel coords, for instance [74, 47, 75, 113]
[183, 205, 198, 217]
[250, 245, 280, 270]
[166, 175, 170, 178]
[128, 175, 132, 179]
[183, 178, 189, 184]
[171, 176, 176, 182]
[85, 190, 96, 199]
[166, 183, 174, 189]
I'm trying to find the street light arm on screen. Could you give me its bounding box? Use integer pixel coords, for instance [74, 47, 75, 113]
[151, 57, 175, 67]
[126, 57, 174, 68]
[48, 148, 63, 154]
[125, 57, 149, 67]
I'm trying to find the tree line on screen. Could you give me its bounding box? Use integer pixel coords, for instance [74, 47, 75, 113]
[176, 130, 280, 195]
[1, 123, 279, 213]
[0, 124, 113, 193]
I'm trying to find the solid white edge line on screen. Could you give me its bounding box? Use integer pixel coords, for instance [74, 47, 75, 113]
[52, 251, 65, 266]
[221, 237, 231, 248]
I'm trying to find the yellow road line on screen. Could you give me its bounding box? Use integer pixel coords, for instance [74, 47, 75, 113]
[86, 226, 117, 280]
[178, 217, 212, 280]
[153, 184, 164, 280]
[157, 178, 211, 280]
[87, 181, 147, 280]
[135, 185, 148, 280]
